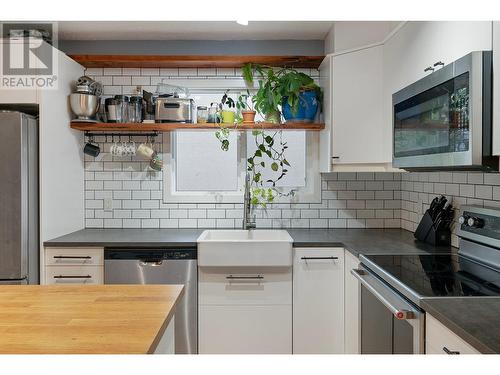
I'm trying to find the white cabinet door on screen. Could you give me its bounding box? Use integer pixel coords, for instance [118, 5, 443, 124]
[198, 266, 292, 354]
[199, 305, 292, 354]
[332, 45, 386, 165]
[493, 22, 500, 155]
[293, 248, 344, 354]
[318, 55, 333, 172]
[344, 250, 360, 354]
[426, 314, 480, 354]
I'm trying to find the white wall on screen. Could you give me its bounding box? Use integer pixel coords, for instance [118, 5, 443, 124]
[39, 48, 85, 242]
[332, 21, 400, 52]
[0, 40, 85, 252]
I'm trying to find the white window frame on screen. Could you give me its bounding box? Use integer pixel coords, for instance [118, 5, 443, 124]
[163, 131, 321, 204]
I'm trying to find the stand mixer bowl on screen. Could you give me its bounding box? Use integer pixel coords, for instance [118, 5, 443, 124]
[70, 93, 99, 121]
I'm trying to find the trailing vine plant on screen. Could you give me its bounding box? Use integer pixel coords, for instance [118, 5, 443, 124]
[247, 129, 292, 207]
[214, 90, 235, 151]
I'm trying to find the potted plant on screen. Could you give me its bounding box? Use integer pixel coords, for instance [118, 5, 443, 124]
[218, 89, 236, 124]
[236, 90, 256, 123]
[242, 63, 322, 123]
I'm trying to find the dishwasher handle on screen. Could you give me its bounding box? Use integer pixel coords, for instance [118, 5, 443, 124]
[140, 260, 164, 266]
[351, 268, 416, 320]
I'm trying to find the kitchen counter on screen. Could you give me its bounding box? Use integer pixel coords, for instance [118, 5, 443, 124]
[44, 228, 453, 257]
[0, 284, 183, 354]
[421, 298, 500, 354]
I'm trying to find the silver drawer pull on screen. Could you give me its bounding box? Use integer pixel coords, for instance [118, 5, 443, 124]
[53, 256, 92, 259]
[226, 275, 264, 280]
[53, 275, 92, 279]
[301, 256, 338, 260]
[443, 347, 460, 355]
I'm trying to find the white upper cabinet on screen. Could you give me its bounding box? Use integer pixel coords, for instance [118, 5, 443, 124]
[331, 45, 386, 165]
[493, 22, 500, 155]
[382, 21, 493, 162]
[318, 55, 333, 172]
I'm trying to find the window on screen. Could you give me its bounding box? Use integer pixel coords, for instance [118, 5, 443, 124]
[163, 130, 320, 204]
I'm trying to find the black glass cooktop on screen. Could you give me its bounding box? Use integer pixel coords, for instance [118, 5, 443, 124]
[363, 253, 500, 298]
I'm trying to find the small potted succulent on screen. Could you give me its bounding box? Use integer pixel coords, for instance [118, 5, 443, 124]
[236, 90, 256, 123]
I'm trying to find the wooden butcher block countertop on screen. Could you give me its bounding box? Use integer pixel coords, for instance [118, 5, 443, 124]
[0, 284, 184, 354]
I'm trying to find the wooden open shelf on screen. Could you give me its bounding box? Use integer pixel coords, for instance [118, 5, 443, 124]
[69, 55, 325, 69]
[70, 122, 325, 132]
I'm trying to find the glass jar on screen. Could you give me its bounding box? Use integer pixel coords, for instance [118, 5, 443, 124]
[197, 106, 208, 123]
[114, 95, 129, 123]
[129, 96, 143, 123]
[207, 104, 219, 123]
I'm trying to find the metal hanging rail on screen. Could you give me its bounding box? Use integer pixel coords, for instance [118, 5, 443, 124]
[84, 131, 159, 138]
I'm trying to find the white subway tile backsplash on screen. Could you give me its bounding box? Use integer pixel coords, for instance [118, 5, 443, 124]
[141, 68, 160, 76]
[103, 68, 122, 75]
[85, 68, 415, 230]
[113, 76, 132, 85]
[160, 68, 179, 76]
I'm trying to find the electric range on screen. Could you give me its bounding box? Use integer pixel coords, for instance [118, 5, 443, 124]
[360, 205, 500, 306]
[352, 205, 500, 354]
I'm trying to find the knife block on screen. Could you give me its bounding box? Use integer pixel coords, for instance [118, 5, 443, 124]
[414, 211, 451, 246]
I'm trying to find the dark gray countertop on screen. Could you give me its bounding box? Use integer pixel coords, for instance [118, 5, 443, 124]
[421, 298, 500, 354]
[52, 227, 500, 352]
[44, 228, 205, 248]
[44, 228, 451, 256]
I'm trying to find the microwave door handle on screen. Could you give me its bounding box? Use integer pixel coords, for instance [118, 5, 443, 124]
[351, 269, 415, 320]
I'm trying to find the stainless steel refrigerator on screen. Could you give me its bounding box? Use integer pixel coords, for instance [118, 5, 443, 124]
[0, 111, 39, 284]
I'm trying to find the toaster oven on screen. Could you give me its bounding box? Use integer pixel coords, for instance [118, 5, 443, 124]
[155, 98, 194, 123]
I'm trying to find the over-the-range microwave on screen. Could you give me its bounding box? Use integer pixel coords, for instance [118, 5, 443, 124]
[392, 51, 498, 171]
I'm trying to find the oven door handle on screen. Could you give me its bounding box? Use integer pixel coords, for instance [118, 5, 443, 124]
[351, 268, 416, 320]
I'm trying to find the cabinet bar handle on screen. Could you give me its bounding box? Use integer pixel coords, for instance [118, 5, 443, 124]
[53, 275, 92, 279]
[442, 347, 460, 355]
[226, 275, 264, 280]
[53, 256, 92, 259]
[301, 256, 338, 260]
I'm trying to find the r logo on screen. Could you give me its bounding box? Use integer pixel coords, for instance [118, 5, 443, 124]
[2, 23, 53, 76]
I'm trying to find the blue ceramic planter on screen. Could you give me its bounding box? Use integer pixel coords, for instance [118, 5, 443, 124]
[282, 90, 319, 123]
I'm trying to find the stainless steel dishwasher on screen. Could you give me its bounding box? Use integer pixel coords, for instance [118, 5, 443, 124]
[104, 248, 197, 354]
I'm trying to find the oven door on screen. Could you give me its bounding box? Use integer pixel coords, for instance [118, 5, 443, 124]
[351, 266, 425, 354]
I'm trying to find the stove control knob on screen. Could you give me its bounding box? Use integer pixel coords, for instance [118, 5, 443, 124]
[458, 215, 468, 225]
[467, 217, 484, 228]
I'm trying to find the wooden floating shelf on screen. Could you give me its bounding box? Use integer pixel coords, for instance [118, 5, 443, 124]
[70, 122, 325, 132]
[69, 54, 325, 69]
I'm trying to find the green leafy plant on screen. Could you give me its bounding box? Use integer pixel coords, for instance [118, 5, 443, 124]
[246, 129, 291, 207]
[242, 63, 323, 120]
[214, 90, 236, 151]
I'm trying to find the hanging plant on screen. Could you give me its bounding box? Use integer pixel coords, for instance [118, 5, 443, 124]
[214, 90, 236, 151]
[246, 129, 292, 207]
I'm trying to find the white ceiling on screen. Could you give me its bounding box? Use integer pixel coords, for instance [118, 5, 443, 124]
[57, 21, 334, 40]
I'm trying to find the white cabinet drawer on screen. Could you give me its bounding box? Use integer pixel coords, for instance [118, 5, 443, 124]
[293, 247, 345, 354]
[426, 314, 480, 354]
[199, 304, 292, 354]
[45, 247, 104, 266]
[199, 267, 292, 305]
[44, 265, 103, 285]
